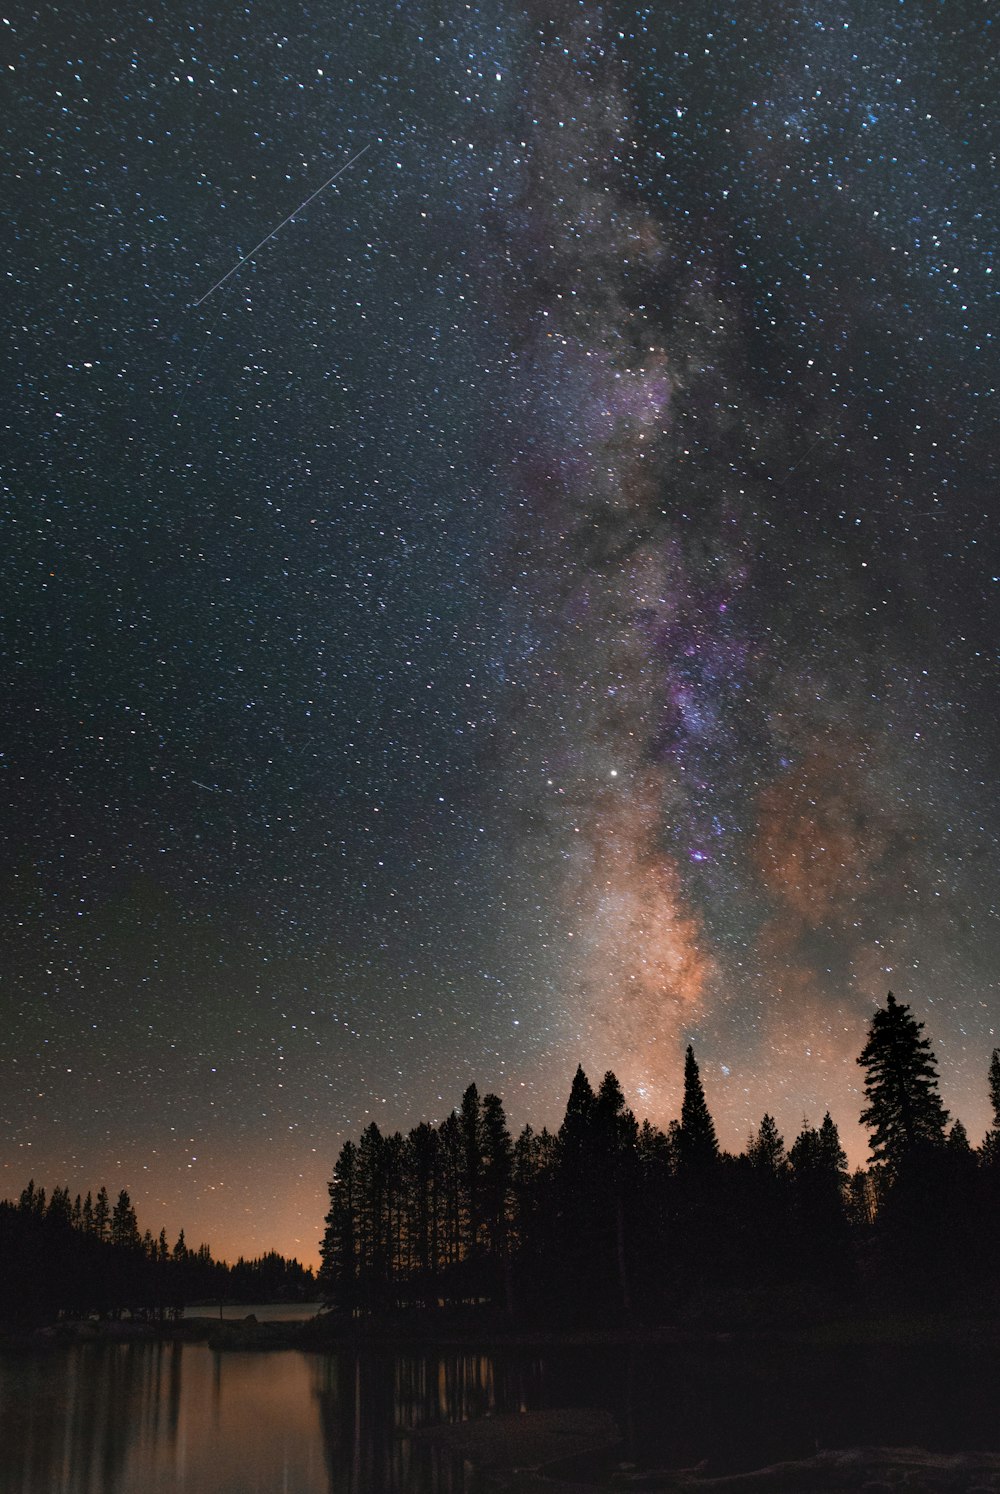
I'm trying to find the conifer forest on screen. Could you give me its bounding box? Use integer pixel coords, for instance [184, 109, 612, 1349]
[317, 994, 1000, 1326]
[5, 993, 1000, 1335]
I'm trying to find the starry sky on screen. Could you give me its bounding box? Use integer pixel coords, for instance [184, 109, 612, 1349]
[3, 0, 998, 1265]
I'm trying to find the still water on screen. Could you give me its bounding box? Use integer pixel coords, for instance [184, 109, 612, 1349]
[2, 1325, 1000, 1494]
[0, 1336, 511, 1494]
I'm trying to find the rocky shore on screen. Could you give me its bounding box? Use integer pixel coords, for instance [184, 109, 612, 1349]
[413, 1413, 1000, 1494]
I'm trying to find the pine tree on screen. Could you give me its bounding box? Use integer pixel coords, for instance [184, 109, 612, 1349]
[406, 1123, 439, 1283]
[481, 1094, 514, 1310]
[437, 1111, 463, 1272]
[981, 1049, 1000, 1164]
[511, 1123, 556, 1254]
[19, 1180, 46, 1214]
[95, 1186, 111, 1241]
[818, 1112, 849, 1186]
[594, 1071, 638, 1314]
[111, 1189, 140, 1248]
[319, 1140, 359, 1312]
[678, 1046, 718, 1168]
[384, 1130, 407, 1287]
[858, 992, 948, 1170]
[558, 1064, 596, 1164]
[748, 1114, 786, 1173]
[481, 1093, 513, 1261]
[47, 1186, 72, 1225]
[790, 1112, 848, 1187]
[845, 1167, 879, 1226]
[459, 1084, 483, 1255]
[637, 1117, 673, 1172]
[356, 1123, 390, 1308]
[789, 1120, 822, 1173]
[785, 1111, 851, 1285]
[554, 1066, 601, 1314]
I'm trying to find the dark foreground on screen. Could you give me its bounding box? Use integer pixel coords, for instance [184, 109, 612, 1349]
[7, 1311, 1000, 1493]
[417, 1417, 1000, 1493]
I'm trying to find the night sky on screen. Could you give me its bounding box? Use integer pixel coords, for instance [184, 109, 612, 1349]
[3, 0, 998, 1266]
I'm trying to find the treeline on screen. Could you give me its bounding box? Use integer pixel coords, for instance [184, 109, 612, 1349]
[0, 1182, 314, 1332]
[319, 994, 1000, 1325]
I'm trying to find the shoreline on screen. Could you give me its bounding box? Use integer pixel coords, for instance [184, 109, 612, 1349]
[6, 1306, 1000, 1354]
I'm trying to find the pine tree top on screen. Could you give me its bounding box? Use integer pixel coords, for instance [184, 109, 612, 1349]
[678, 1044, 719, 1166]
[858, 991, 948, 1167]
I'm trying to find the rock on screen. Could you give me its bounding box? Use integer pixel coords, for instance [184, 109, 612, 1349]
[411, 1407, 620, 1474]
[662, 1448, 1000, 1493]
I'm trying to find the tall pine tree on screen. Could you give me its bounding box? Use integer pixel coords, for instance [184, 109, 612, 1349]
[981, 1049, 1000, 1164]
[319, 1140, 359, 1313]
[858, 992, 948, 1171]
[678, 1046, 718, 1168]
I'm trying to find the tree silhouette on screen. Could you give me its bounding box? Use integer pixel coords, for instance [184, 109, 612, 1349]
[981, 1049, 1000, 1164]
[818, 1112, 849, 1184]
[406, 1122, 439, 1295]
[19, 1180, 45, 1214]
[593, 1071, 638, 1314]
[858, 992, 948, 1171]
[437, 1111, 463, 1274]
[480, 1093, 513, 1309]
[111, 1190, 140, 1248]
[481, 1097, 511, 1240]
[46, 1186, 71, 1226]
[356, 1123, 390, 1311]
[678, 1045, 718, 1168]
[789, 1113, 848, 1186]
[553, 1065, 605, 1318]
[558, 1064, 596, 1165]
[319, 1140, 360, 1314]
[307, 1026, 1000, 1328]
[459, 1083, 483, 1257]
[789, 1114, 852, 1288]
[510, 1123, 557, 1312]
[748, 1114, 786, 1174]
[94, 1186, 110, 1241]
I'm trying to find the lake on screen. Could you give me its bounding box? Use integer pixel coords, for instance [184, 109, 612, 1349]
[2, 1319, 1000, 1492]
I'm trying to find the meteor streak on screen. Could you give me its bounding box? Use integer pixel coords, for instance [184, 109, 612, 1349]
[193, 142, 373, 307]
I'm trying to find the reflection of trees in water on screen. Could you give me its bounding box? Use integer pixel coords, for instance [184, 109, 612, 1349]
[312, 1350, 545, 1493]
[0, 1340, 183, 1494]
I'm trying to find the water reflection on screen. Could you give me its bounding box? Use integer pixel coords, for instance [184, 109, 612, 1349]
[0, 1344, 324, 1494]
[4, 1333, 1000, 1493]
[0, 1340, 532, 1494]
[313, 1349, 544, 1493]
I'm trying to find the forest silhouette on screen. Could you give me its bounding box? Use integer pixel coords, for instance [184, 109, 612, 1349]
[0, 1183, 314, 1331]
[5, 993, 999, 1334]
[318, 993, 1000, 1327]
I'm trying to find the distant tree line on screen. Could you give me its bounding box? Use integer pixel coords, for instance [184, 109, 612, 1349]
[319, 993, 1000, 1325]
[0, 1183, 315, 1332]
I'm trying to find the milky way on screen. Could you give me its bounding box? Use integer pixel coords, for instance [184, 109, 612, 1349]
[2, 0, 998, 1261]
[490, 0, 998, 1131]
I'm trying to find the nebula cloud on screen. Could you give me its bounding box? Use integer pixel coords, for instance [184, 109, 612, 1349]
[490, 1, 966, 1141]
[492, 5, 750, 1104]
